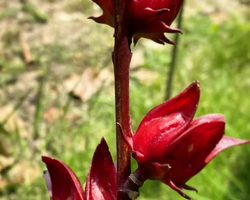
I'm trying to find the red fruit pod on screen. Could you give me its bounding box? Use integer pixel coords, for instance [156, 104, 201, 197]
[126, 0, 183, 45]
[122, 81, 250, 200]
[89, 0, 184, 45]
[124, 81, 200, 162]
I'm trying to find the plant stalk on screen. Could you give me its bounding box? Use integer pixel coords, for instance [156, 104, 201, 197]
[113, 0, 132, 199]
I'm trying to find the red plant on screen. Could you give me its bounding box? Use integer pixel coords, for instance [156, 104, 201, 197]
[123, 81, 250, 200]
[89, 0, 183, 45]
[41, 0, 250, 199]
[42, 138, 116, 200]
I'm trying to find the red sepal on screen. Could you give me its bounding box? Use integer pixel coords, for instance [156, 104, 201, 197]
[88, 0, 114, 27]
[85, 138, 116, 200]
[42, 156, 85, 200]
[206, 136, 250, 163]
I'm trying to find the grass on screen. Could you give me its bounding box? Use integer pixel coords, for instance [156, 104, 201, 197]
[0, 1, 250, 200]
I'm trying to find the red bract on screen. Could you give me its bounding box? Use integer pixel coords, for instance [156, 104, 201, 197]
[89, 0, 183, 45]
[123, 81, 250, 200]
[42, 138, 116, 200]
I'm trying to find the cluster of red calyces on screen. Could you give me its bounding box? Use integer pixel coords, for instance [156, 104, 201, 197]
[89, 0, 183, 45]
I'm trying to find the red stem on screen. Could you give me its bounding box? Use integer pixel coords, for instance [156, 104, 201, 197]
[113, 0, 132, 199]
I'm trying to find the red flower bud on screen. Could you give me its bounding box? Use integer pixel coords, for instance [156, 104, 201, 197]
[42, 138, 116, 200]
[89, 0, 183, 45]
[123, 81, 250, 200]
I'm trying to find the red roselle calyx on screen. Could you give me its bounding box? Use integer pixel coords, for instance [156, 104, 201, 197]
[89, 0, 183, 45]
[122, 81, 250, 200]
[42, 138, 116, 200]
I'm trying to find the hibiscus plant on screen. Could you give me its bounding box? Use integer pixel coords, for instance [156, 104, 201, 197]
[42, 0, 250, 200]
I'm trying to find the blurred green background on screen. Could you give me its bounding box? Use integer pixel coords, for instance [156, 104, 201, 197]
[0, 0, 250, 200]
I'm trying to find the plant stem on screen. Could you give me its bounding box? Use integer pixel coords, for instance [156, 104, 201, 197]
[165, 1, 185, 100]
[113, 0, 132, 199]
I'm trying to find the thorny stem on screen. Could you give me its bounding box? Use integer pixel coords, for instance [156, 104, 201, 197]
[113, 0, 132, 199]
